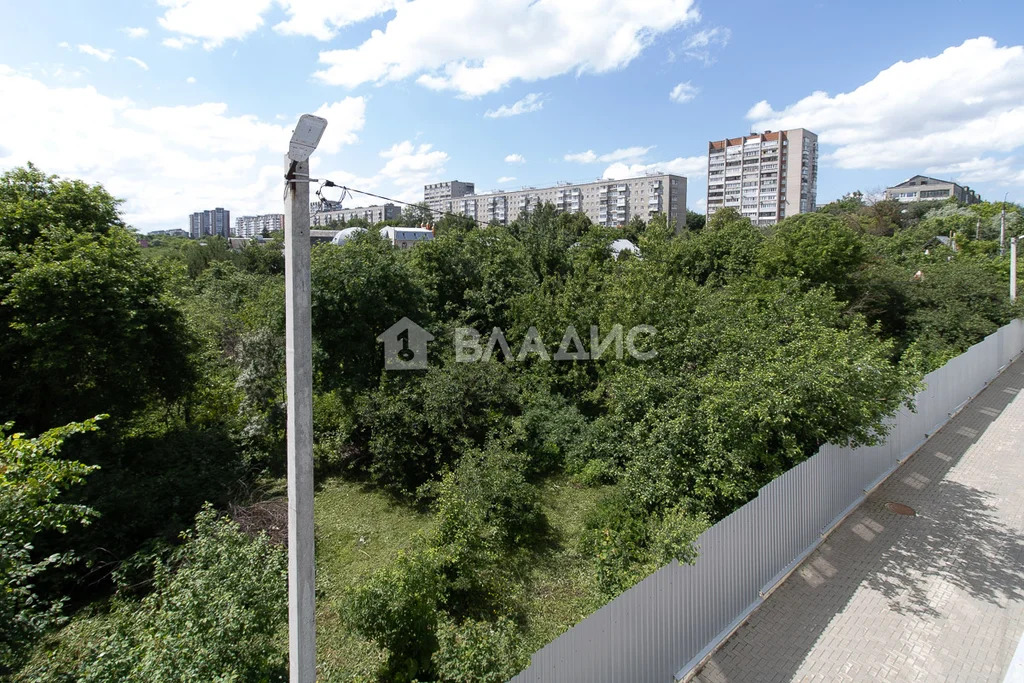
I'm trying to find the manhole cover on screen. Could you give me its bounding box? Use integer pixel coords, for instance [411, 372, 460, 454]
[886, 502, 916, 516]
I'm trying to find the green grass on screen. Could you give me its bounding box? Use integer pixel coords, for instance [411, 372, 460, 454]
[14, 474, 609, 682]
[313, 476, 433, 681]
[310, 473, 610, 679]
[517, 476, 609, 652]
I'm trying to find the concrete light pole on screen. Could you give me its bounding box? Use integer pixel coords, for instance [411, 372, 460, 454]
[1012, 236, 1018, 302]
[284, 114, 327, 683]
[1000, 192, 1007, 257]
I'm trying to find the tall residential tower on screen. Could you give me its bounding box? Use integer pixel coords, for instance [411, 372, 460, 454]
[189, 207, 231, 239]
[706, 128, 818, 227]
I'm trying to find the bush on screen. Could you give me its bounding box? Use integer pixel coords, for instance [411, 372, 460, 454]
[0, 418, 100, 674]
[75, 505, 288, 682]
[432, 616, 529, 683]
[582, 491, 706, 600]
[343, 550, 444, 683]
[355, 362, 522, 496]
[571, 458, 618, 487]
[436, 447, 546, 550]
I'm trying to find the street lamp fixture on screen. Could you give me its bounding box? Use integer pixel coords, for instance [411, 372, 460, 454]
[288, 114, 328, 162]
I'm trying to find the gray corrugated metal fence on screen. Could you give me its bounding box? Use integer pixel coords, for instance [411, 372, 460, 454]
[510, 319, 1024, 683]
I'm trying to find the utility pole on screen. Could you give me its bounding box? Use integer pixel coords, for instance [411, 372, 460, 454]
[1000, 192, 1007, 256]
[1012, 236, 1018, 302]
[284, 114, 327, 683]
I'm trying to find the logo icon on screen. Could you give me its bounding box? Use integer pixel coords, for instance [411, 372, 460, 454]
[377, 317, 434, 370]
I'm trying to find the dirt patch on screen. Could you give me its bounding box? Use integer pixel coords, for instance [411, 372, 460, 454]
[230, 497, 288, 547]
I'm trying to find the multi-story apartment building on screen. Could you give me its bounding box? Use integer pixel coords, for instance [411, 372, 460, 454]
[424, 180, 475, 216]
[437, 174, 687, 231]
[234, 213, 284, 238]
[884, 176, 981, 204]
[706, 128, 818, 227]
[310, 202, 402, 227]
[189, 208, 230, 239]
[149, 228, 189, 238]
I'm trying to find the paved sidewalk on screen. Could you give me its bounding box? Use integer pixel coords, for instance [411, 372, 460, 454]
[692, 358, 1024, 683]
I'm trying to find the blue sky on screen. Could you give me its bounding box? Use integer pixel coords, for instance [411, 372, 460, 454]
[1, 0, 1022, 232]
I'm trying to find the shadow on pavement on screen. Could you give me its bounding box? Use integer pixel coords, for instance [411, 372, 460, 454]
[693, 360, 1024, 683]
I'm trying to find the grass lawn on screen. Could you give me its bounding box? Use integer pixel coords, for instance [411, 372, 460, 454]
[311, 473, 610, 679]
[517, 476, 609, 653]
[313, 476, 433, 681]
[15, 474, 610, 682]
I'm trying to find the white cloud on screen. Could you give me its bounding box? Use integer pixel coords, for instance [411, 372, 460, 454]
[158, 0, 272, 49]
[314, 0, 700, 96]
[505, 153, 525, 164]
[122, 27, 150, 39]
[57, 41, 70, 49]
[565, 146, 654, 164]
[925, 157, 1024, 186]
[564, 150, 597, 163]
[162, 36, 197, 49]
[126, 57, 149, 71]
[485, 92, 544, 118]
[274, 0, 397, 40]
[186, 76, 197, 84]
[669, 81, 698, 103]
[0, 65, 366, 230]
[497, 176, 516, 183]
[746, 37, 1024, 184]
[680, 26, 730, 65]
[156, 0, 396, 47]
[78, 44, 115, 62]
[365, 140, 450, 203]
[602, 154, 706, 179]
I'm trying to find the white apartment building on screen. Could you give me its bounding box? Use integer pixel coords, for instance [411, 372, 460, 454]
[706, 128, 818, 227]
[234, 213, 284, 238]
[310, 202, 402, 227]
[424, 180, 475, 216]
[434, 174, 687, 231]
[884, 176, 981, 204]
[380, 226, 434, 249]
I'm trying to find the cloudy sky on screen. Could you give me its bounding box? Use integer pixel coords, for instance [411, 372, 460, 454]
[1, 0, 1022, 231]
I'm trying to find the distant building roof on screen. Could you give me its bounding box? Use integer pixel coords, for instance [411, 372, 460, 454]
[609, 239, 639, 259]
[331, 227, 367, 245]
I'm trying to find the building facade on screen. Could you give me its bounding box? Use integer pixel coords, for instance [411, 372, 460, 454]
[706, 128, 818, 227]
[884, 176, 981, 204]
[310, 202, 402, 227]
[189, 208, 231, 239]
[149, 228, 189, 238]
[434, 174, 687, 231]
[234, 213, 284, 238]
[380, 226, 434, 249]
[424, 180, 476, 216]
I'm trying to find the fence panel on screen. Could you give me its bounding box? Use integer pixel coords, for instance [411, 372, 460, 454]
[509, 319, 1024, 683]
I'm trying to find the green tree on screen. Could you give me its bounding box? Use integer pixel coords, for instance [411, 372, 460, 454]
[685, 209, 706, 232]
[757, 213, 867, 299]
[311, 233, 425, 393]
[1, 217, 194, 434]
[0, 418, 101, 672]
[0, 164, 123, 252]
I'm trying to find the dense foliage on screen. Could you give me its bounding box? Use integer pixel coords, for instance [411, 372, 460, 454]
[0, 418, 100, 673]
[2, 164, 1020, 680]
